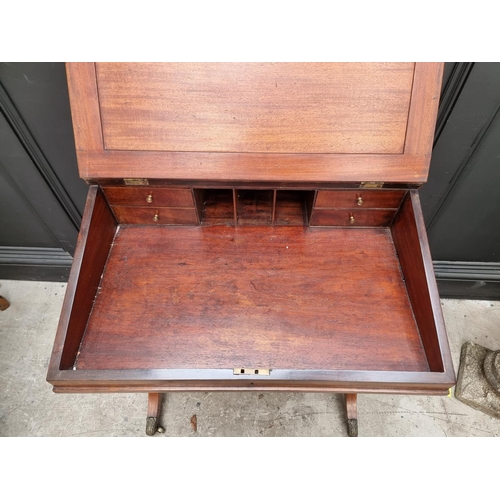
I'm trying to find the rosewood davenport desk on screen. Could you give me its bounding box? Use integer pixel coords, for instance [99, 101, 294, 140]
[47, 63, 456, 436]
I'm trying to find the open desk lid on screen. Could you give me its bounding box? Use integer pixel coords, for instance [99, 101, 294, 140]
[66, 63, 443, 185]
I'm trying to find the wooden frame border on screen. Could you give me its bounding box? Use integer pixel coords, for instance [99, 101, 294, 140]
[65, 63, 444, 183]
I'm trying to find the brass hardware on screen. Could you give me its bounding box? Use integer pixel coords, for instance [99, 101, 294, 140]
[124, 178, 149, 185]
[349, 215, 355, 224]
[153, 211, 159, 222]
[357, 196, 363, 206]
[146, 194, 153, 204]
[233, 368, 271, 376]
[360, 181, 383, 188]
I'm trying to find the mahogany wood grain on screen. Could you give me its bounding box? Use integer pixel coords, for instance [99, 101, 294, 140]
[147, 393, 162, 418]
[309, 209, 396, 227]
[47, 186, 117, 373]
[236, 190, 273, 226]
[111, 206, 198, 225]
[50, 367, 454, 395]
[103, 187, 194, 207]
[404, 63, 444, 160]
[197, 189, 235, 226]
[274, 191, 307, 226]
[76, 225, 428, 373]
[315, 190, 406, 209]
[345, 393, 357, 420]
[96, 63, 414, 154]
[391, 191, 454, 376]
[65, 63, 103, 178]
[79, 150, 430, 184]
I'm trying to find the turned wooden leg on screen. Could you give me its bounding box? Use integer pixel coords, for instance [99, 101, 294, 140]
[146, 393, 165, 436]
[345, 393, 358, 437]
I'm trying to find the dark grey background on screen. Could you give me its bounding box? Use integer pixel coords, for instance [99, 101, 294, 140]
[1, 62, 499, 298]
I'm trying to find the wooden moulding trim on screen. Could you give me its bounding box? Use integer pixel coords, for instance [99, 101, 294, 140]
[65, 62, 103, 178]
[53, 385, 451, 395]
[47, 367, 456, 389]
[80, 151, 430, 183]
[404, 63, 444, 162]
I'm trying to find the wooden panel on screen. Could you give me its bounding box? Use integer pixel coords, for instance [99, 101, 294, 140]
[274, 191, 308, 226]
[197, 189, 235, 226]
[391, 191, 454, 375]
[81, 150, 430, 183]
[96, 63, 415, 155]
[47, 186, 117, 372]
[404, 63, 444, 160]
[236, 190, 273, 226]
[310, 209, 396, 227]
[315, 190, 406, 209]
[76, 225, 429, 373]
[103, 187, 194, 207]
[111, 206, 198, 225]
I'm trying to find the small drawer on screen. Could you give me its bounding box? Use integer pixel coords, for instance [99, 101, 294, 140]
[310, 209, 396, 227]
[112, 206, 198, 225]
[103, 187, 194, 207]
[315, 190, 405, 209]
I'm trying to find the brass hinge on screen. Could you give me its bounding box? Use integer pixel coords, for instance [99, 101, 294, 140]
[360, 181, 384, 188]
[233, 368, 271, 376]
[124, 178, 149, 186]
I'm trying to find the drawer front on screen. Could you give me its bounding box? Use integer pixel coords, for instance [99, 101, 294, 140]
[315, 190, 405, 209]
[103, 187, 194, 207]
[112, 206, 198, 225]
[310, 209, 396, 227]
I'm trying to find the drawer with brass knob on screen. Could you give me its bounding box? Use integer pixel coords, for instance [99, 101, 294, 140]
[315, 190, 405, 209]
[111, 206, 198, 225]
[309, 208, 397, 227]
[103, 187, 195, 208]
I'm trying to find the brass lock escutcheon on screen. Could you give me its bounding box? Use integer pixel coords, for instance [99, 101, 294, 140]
[153, 211, 159, 222]
[146, 194, 153, 204]
[349, 214, 355, 224]
[357, 195, 363, 206]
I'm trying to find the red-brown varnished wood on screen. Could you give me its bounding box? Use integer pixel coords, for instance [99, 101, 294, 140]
[345, 393, 357, 420]
[65, 63, 103, 178]
[75, 225, 428, 373]
[96, 63, 414, 154]
[404, 63, 444, 158]
[111, 206, 198, 225]
[103, 187, 194, 207]
[274, 191, 308, 226]
[78, 150, 430, 184]
[309, 209, 396, 227]
[315, 190, 406, 209]
[147, 393, 162, 418]
[47, 186, 117, 374]
[391, 191, 454, 377]
[197, 189, 235, 226]
[236, 190, 273, 226]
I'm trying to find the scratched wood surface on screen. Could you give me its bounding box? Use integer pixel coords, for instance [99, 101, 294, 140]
[96, 63, 415, 154]
[76, 225, 429, 372]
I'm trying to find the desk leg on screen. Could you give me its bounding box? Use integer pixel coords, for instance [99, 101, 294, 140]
[345, 393, 358, 437]
[146, 393, 165, 436]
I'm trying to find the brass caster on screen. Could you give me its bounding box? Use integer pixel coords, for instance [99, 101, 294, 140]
[347, 419, 358, 437]
[146, 416, 158, 436]
[157, 426, 165, 433]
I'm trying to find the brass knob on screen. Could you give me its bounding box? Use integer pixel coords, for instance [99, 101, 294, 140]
[357, 196, 363, 206]
[146, 194, 153, 204]
[153, 211, 159, 222]
[349, 215, 355, 224]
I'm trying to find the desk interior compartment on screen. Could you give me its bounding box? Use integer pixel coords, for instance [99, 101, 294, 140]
[48, 186, 454, 393]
